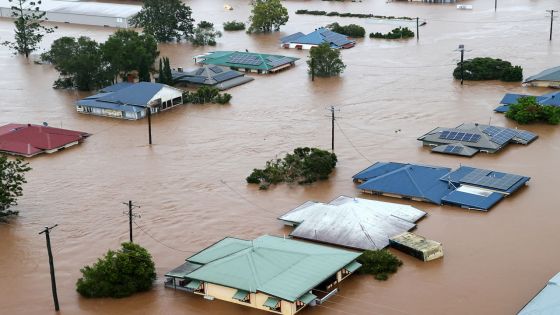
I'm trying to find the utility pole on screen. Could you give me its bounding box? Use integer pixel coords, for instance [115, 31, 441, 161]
[329, 106, 339, 151]
[147, 107, 153, 145]
[416, 17, 419, 41]
[311, 57, 315, 81]
[458, 44, 465, 85]
[122, 201, 140, 243]
[39, 225, 60, 312]
[495, 0, 497, 11]
[547, 10, 557, 41]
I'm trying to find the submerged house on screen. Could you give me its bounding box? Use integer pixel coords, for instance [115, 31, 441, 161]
[418, 123, 538, 157]
[518, 272, 560, 314]
[523, 66, 560, 88]
[389, 232, 443, 262]
[280, 28, 356, 50]
[278, 195, 426, 250]
[0, 0, 140, 28]
[496, 91, 560, 113]
[165, 235, 361, 315]
[171, 65, 254, 90]
[76, 82, 183, 120]
[194, 51, 299, 74]
[353, 162, 530, 211]
[0, 123, 89, 157]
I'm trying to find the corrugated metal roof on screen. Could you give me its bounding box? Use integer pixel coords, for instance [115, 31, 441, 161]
[199, 51, 299, 71]
[524, 66, 560, 82]
[278, 195, 426, 250]
[518, 272, 560, 314]
[496, 91, 560, 112]
[280, 28, 355, 48]
[389, 232, 442, 253]
[181, 235, 360, 302]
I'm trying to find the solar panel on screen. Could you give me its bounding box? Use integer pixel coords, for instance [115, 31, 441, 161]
[515, 130, 537, 142]
[228, 53, 262, 66]
[195, 68, 205, 76]
[482, 126, 503, 137]
[210, 66, 223, 73]
[443, 145, 464, 154]
[490, 129, 518, 145]
[268, 57, 292, 68]
[460, 169, 523, 191]
[213, 71, 242, 82]
[439, 131, 481, 143]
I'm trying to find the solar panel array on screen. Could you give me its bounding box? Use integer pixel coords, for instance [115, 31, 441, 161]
[439, 131, 481, 143]
[195, 68, 205, 76]
[515, 130, 537, 142]
[228, 53, 262, 66]
[186, 76, 206, 84]
[267, 57, 293, 68]
[460, 169, 523, 191]
[213, 71, 242, 83]
[210, 66, 223, 73]
[489, 129, 518, 145]
[482, 126, 504, 137]
[443, 145, 464, 154]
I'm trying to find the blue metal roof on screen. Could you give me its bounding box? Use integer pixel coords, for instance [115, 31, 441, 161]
[518, 272, 560, 315]
[97, 82, 165, 107]
[77, 98, 144, 113]
[441, 190, 504, 211]
[280, 32, 305, 43]
[500, 93, 528, 105]
[496, 91, 560, 112]
[353, 162, 408, 181]
[444, 166, 530, 194]
[100, 82, 134, 93]
[494, 105, 510, 113]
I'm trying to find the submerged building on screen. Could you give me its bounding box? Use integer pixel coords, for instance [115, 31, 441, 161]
[278, 195, 426, 250]
[518, 272, 560, 314]
[389, 232, 443, 262]
[76, 82, 183, 120]
[496, 91, 560, 113]
[165, 235, 361, 314]
[353, 162, 530, 211]
[280, 28, 356, 50]
[0, 0, 141, 28]
[418, 123, 538, 157]
[194, 51, 299, 74]
[0, 123, 89, 157]
[171, 65, 254, 90]
[523, 66, 560, 88]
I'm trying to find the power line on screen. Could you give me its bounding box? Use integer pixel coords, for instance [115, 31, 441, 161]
[133, 221, 198, 254]
[334, 120, 373, 164]
[219, 180, 278, 216]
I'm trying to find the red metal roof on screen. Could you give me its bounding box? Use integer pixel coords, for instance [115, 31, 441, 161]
[0, 124, 90, 157]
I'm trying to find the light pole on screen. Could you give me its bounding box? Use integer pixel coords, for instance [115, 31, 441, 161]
[457, 44, 465, 85]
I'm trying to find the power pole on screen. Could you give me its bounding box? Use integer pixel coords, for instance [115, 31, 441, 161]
[122, 201, 140, 243]
[495, 0, 497, 11]
[329, 106, 339, 151]
[416, 17, 419, 41]
[458, 44, 465, 85]
[547, 10, 557, 41]
[311, 57, 315, 81]
[39, 225, 60, 312]
[147, 107, 153, 145]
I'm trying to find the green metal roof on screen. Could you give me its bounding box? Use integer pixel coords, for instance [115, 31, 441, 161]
[298, 292, 317, 304]
[185, 279, 201, 290]
[263, 296, 280, 309]
[232, 289, 249, 301]
[199, 51, 299, 71]
[344, 261, 362, 273]
[184, 235, 361, 302]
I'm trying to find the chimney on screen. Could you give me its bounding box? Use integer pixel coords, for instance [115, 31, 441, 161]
[27, 123, 31, 127]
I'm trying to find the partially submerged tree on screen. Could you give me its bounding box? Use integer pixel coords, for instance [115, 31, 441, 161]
[246, 147, 337, 189]
[156, 57, 173, 85]
[357, 250, 403, 281]
[505, 96, 560, 125]
[247, 0, 289, 33]
[452, 57, 523, 82]
[182, 86, 232, 104]
[1, 0, 55, 58]
[327, 22, 365, 38]
[223, 20, 245, 31]
[370, 27, 414, 39]
[0, 155, 31, 221]
[191, 21, 222, 46]
[76, 242, 156, 298]
[307, 43, 346, 77]
[41, 36, 113, 91]
[130, 0, 195, 42]
[102, 30, 159, 81]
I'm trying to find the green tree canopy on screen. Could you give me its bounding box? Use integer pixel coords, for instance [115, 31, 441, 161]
[357, 250, 403, 281]
[0, 155, 31, 221]
[452, 57, 523, 82]
[130, 0, 194, 42]
[327, 22, 365, 38]
[505, 96, 560, 125]
[102, 30, 159, 80]
[307, 43, 346, 77]
[41, 36, 113, 91]
[191, 21, 222, 46]
[248, 0, 289, 33]
[1, 0, 55, 58]
[76, 242, 156, 298]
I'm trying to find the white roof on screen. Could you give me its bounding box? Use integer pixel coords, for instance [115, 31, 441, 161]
[278, 196, 426, 250]
[0, 0, 141, 18]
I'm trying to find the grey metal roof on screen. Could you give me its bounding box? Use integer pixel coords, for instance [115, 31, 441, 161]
[524, 66, 560, 83]
[171, 65, 253, 90]
[278, 196, 426, 250]
[418, 123, 538, 156]
[518, 272, 560, 314]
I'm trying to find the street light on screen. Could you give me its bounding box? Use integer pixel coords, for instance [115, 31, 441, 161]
[456, 44, 466, 85]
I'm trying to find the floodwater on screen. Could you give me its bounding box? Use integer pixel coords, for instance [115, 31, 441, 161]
[1, 0, 559, 314]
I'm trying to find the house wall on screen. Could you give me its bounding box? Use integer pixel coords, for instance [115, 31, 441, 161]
[282, 43, 317, 50]
[76, 105, 143, 120]
[0, 7, 132, 28]
[527, 81, 560, 88]
[204, 282, 297, 315]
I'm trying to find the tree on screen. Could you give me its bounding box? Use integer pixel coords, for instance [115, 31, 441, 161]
[505, 96, 560, 125]
[130, 0, 194, 42]
[452, 57, 523, 82]
[76, 242, 156, 298]
[327, 22, 365, 38]
[182, 86, 232, 104]
[357, 250, 403, 281]
[0, 155, 31, 221]
[191, 21, 222, 46]
[223, 21, 245, 31]
[41, 36, 113, 91]
[370, 27, 415, 39]
[307, 43, 346, 77]
[247, 0, 289, 33]
[1, 0, 55, 58]
[102, 30, 159, 81]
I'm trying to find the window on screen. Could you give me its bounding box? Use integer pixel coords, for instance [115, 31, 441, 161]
[116, 18, 123, 23]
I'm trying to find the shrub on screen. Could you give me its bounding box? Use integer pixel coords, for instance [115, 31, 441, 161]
[505, 96, 560, 125]
[370, 27, 414, 39]
[246, 147, 337, 189]
[223, 21, 245, 31]
[357, 250, 403, 281]
[183, 86, 232, 104]
[327, 22, 365, 38]
[76, 242, 156, 298]
[452, 57, 523, 82]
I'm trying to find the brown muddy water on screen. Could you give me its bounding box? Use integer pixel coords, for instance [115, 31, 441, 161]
[1, 0, 559, 314]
